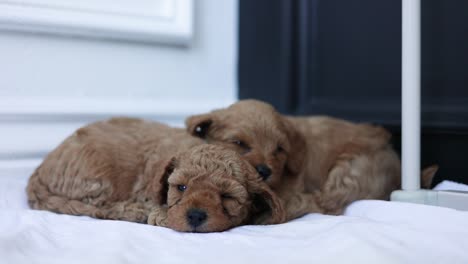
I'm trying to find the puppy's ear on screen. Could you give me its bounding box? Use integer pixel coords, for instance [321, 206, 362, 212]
[149, 157, 177, 204]
[185, 114, 213, 138]
[248, 180, 286, 225]
[421, 164, 439, 189]
[282, 117, 306, 176]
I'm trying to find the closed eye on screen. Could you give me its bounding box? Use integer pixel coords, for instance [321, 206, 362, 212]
[232, 139, 248, 148]
[230, 139, 251, 153]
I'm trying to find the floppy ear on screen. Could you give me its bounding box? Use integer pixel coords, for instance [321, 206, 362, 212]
[148, 157, 177, 204]
[282, 117, 306, 176]
[248, 180, 286, 225]
[185, 113, 213, 138]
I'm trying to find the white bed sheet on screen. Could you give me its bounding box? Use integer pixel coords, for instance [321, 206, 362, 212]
[1, 171, 468, 264]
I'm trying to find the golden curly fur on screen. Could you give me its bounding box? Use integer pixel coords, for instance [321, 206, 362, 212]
[186, 100, 438, 219]
[27, 117, 286, 232]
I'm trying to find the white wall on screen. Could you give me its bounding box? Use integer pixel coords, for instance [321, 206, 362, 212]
[0, 0, 238, 173]
[0, 0, 237, 101]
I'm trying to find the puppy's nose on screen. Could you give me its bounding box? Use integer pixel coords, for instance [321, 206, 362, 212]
[255, 164, 272, 180]
[186, 208, 207, 228]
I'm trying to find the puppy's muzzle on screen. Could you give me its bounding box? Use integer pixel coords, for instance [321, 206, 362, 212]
[255, 164, 272, 180]
[186, 208, 207, 228]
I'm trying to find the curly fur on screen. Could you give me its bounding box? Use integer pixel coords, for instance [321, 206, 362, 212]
[186, 100, 438, 219]
[27, 117, 285, 232]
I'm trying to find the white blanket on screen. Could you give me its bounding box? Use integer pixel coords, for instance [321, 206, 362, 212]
[1, 171, 468, 264]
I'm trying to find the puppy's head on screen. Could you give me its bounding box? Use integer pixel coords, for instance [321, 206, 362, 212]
[186, 100, 306, 188]
[154, 145, 285, 232]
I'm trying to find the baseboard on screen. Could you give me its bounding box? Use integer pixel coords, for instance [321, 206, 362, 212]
[0, 158, 42, 178]
[0, 96, 234, 160]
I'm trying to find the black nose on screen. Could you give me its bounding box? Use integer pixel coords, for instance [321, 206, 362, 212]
[186, 208, 207, 228]
[255, 164, 272, 180]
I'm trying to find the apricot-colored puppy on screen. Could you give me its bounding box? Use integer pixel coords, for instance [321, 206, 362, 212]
[27, 118, 285, 232]
[186, 100, 438, 218]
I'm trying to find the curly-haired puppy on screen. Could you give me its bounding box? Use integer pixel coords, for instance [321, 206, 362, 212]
[186, 100, 438, 218]
[27, 118, 285, 232]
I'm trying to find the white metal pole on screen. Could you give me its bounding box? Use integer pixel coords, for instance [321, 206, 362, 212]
[395, 1, 468, 207]
[402, 0, 421, 190]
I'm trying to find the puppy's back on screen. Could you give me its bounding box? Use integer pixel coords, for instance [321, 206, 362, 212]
[27, 118, 146, 213]
[288, 116, 391, 150]
[26, 118, 200, 220]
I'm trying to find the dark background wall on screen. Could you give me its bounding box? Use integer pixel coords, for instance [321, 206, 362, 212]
[238, 0, 468, 186]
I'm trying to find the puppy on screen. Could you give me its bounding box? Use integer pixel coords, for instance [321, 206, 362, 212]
[186, 100, 438, 218]
[27, 117, 285, 232]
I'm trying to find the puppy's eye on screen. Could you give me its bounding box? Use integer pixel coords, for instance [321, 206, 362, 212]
[193, 121, 211, 138]
[232, 140, 248, 149]
[195, 126, 205, 137]
[276, 145, 284, 153]
[177, 185, 187, 192]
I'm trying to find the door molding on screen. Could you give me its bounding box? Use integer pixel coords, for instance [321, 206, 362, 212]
[0, 0, 194, 45]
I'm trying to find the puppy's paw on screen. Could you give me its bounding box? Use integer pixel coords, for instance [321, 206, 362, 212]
[147, 206, 168, 227]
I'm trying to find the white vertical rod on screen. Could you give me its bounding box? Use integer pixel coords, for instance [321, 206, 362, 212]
[402, 0, 421, 190]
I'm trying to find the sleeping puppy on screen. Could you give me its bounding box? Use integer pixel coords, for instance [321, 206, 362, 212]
[186, 100, 438, 218]
[27, 118, 285, 232]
